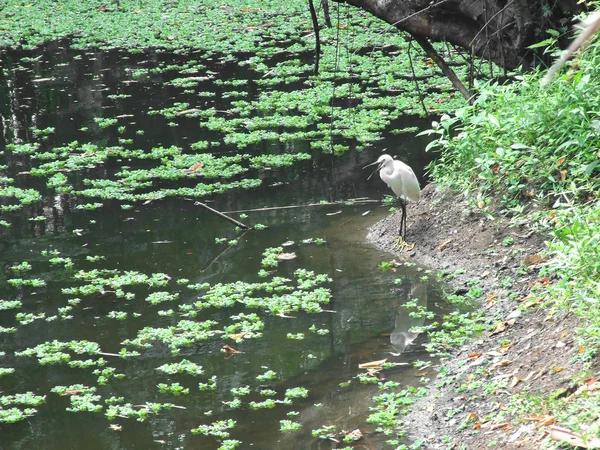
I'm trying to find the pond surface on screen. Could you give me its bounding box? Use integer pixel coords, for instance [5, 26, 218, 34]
[0, 43, 445, 449]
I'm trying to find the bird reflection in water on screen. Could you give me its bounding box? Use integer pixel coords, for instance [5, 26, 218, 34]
[390, 283, 428, 355]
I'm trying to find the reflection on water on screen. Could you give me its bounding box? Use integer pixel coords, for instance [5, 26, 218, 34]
[0, 44, 444, 450]
[391, 283, 428, 355]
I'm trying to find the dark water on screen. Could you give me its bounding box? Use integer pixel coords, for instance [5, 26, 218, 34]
[0, 42, 443, 449]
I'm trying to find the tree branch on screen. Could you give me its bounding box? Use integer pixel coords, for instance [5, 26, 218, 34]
[308, 0, 321, 75]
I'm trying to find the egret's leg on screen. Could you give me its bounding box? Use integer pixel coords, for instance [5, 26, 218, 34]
[401, 200, 407, 240]
[393, 200, 408, 251]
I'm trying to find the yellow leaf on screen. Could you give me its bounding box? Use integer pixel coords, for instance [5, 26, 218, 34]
[509, 376, 522, 388]
[499, 342, 514, 353]
[486, 292, 497, 303]
[489, 321, 507, 336]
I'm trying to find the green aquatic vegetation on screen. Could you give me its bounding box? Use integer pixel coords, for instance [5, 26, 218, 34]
[47, 173, 73, 192]
[71, 269, 170, 293]
[94, 117, 118, 128]
[85, 255, 106, 263]
[66, 392, 103, 413]
[357, 372, 379, 384]
[0, 392, 46, 407]
[259, 389, 277, 397]
[57, 305, 74, 319]
[225, 389, 250, 405]
[0, 407, 38, 424]
[367, 386, 428, 437]
[223, 313, 264, 341]
[157, 382, 189, 396]
[312, 424, 337, 440]
[0, 220, 10, 228]
[0, 368, 15, 377]
[196, 269, 331, 316]
[68, 358, 106, 369]
[15, 312, 46, 325]
[105, 396, 124, 405]
[145, 291, 179, 305]
[123, 320, 218, 354]
[6, 142, 40, 155]
[217, 440, 241, 450]
[0, 186, 42, 208]
[16, 340, 101, 365]
[256, 370, 277, 382]
[261, 246, 283, 268]
[280, 420, 302, 433]
[222, 397, 242, 409]
[106, 311, 128, 320]
[249, 399, 276, 410]
[49, 256, 74, 269]
[301, 237, 326, 245]
[10, 261, 32, 273]
[286, 333, 304, 340]
[94, 367, 125, 385]
[285, 387, 308, 399]
[191, 419, 236, 438]
[198, 375, 218, 391]
[31, 126, 55, 137]
[76, 202, 104, 211]
[105, 402, 174, 421]
[0, 326, 16, 334]
[423, 309, 487, 356]
[0, 393, 45, 424]
[156, 359, 203, 376]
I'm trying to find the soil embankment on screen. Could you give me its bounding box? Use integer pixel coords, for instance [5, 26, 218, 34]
[367, 184, 585, 448]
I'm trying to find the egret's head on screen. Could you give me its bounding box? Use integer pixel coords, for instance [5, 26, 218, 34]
[376, 154, 393, 165]
[363, 154, 393, 179]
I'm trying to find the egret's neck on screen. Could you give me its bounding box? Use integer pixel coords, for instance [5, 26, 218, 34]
[381, 162, 394, 176]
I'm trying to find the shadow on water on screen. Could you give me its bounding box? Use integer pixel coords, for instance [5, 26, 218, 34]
[0, 43, 446, 449]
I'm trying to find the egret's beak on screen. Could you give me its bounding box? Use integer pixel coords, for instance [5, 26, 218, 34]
[363, 160, 383, 180]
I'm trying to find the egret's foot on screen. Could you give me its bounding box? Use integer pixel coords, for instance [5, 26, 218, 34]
[392, 237, 407, 252]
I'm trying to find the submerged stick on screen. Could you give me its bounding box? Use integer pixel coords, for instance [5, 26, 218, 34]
[223, 198, 380, 214]
[194, 201, 249, 229]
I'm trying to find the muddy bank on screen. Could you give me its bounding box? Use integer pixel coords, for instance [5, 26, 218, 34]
[367, 183, 586, 448]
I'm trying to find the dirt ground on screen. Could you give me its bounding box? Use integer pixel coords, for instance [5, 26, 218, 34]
[367, 184, 587, 449]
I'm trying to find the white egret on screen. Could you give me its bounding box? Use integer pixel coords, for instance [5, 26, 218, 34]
[364, 154, 421, 241]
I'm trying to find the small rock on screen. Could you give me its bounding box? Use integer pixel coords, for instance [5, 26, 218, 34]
[506, 310, 521, 321]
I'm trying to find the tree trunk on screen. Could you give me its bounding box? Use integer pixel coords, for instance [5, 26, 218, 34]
[337, 0, 582, 69]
